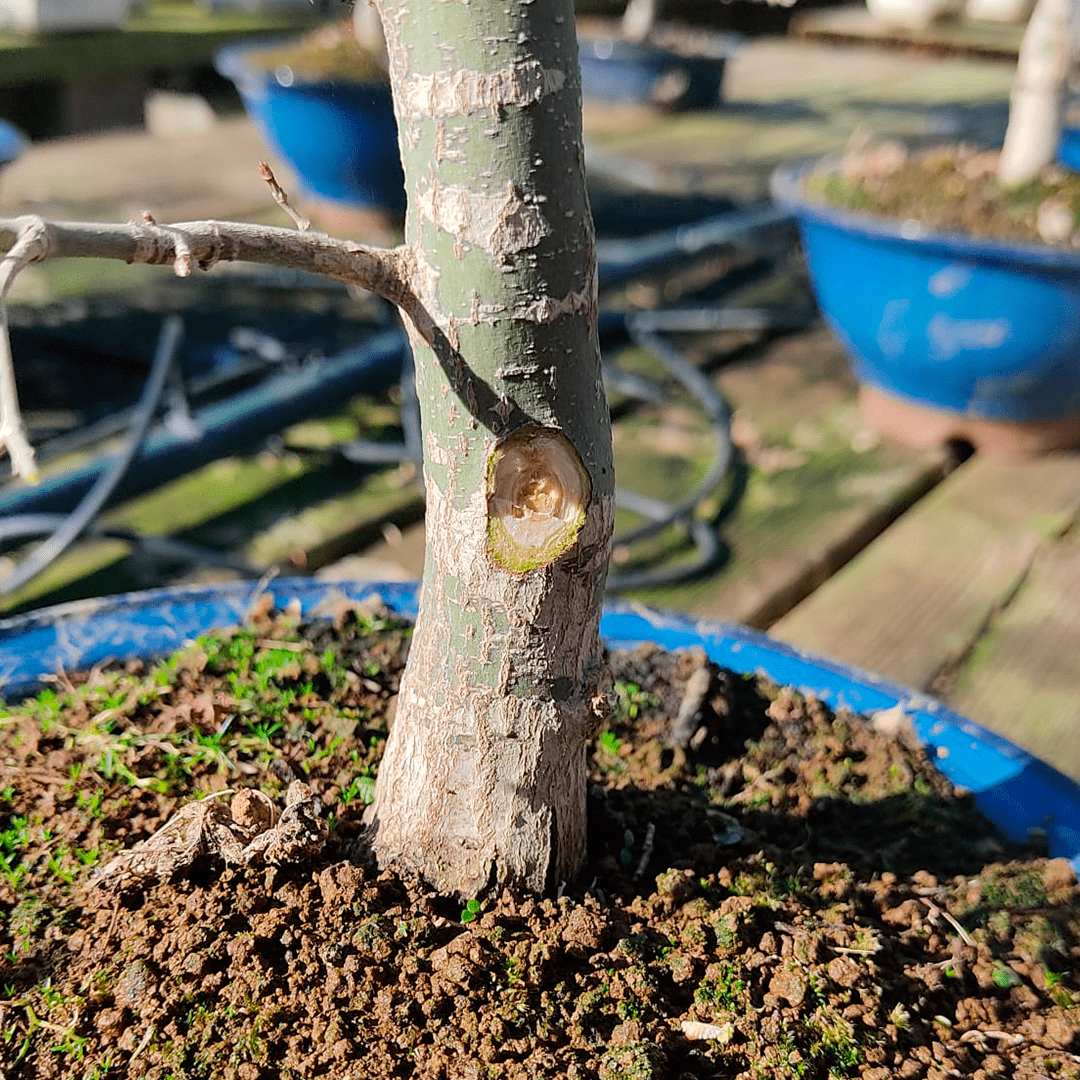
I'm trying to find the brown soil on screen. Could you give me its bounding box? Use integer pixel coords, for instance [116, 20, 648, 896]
[246, 19, 387, 84]
[807, 141, 1080, 248]
[1, 598, 1078, 1080]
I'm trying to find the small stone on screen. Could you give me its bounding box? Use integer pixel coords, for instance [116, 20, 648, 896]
[768, 968, 808, 1007]
[1045, 1014, 1077, 1048]
[1036, 198, 1074, 245]
[115, 959, 150, 1012]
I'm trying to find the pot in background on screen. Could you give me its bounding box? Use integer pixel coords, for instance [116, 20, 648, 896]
[0, 118, 26, 170]
[577, 29, 735, 111]
[215, 40, 405, 215]
[0, 0, 131, 32]
[770, 157, 1080, 455]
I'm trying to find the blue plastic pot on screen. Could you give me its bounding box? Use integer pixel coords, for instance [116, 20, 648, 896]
[578, 35, 727, 111]
[2, 578, 1077, 875]
[1058, 126, 1080, 171]
[215, 40, 405, 213]
[0, 118, 27, 169]
[770, 158, 1080, 425]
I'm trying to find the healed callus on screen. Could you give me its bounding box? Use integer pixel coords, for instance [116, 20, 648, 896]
[366, 0, 615, 897]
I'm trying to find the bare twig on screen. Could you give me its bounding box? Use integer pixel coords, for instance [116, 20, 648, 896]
[260, 161, 311, 232]
[0, 221, 50, 478]
[0, 215, 407, 297]
[0, 213, 412, 480]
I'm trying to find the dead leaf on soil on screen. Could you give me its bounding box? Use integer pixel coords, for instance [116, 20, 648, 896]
[92, 780, 326, 892]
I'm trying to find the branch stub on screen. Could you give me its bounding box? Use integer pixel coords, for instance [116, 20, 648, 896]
[486, 425, 590, 573]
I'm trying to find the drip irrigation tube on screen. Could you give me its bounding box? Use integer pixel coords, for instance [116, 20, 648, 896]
[0, 317, 185, 597]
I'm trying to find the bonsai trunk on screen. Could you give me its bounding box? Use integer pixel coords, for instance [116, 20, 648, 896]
[997, 0, 1077, 184]
[367, 0, 615, 897]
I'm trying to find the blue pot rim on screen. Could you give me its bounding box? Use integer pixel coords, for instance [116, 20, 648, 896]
[1, 577, 1077, 875]
[770, 156, 1080, 274]
[214, 37, 390, 92]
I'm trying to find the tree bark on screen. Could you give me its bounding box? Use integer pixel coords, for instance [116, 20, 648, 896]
[367, 0, 615, 897]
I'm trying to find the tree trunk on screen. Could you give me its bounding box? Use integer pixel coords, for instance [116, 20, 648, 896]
[997, 0, 1076, 185]
[367, 0, 615, 897]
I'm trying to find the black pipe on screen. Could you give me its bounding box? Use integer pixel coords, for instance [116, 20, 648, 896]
[0, 328, 407, 519]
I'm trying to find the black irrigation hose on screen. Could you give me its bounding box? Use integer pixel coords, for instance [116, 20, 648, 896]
[604, 318, 735, 592]
[0, 316, 185, 598]
[337, 345, 422, 468]
[0, 514, 257, 574]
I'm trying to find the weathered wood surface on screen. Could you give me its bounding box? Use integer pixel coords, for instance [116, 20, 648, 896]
[770, 455, 1080, 780]
[948, 526, 1080, 784]
[361, 327, 954, 626]
[791, 5, 1025, 60]
[585, 38, 1015, 203]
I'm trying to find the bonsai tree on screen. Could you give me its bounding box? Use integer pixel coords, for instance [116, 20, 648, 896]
[0, 0, 612, 898]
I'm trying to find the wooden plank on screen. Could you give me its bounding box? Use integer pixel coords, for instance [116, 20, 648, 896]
[770, 455, 1080, 700]
[585, 39, 1015, 201]
[2, 116, 276, 228]
[791, 5, 1024, 60]
[0, 403, 423, 616]
[947, 527, 1080, 784]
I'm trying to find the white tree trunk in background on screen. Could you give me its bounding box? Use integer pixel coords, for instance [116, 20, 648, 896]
[622, 0, 661, 41]
[998, 0, 1078, 184]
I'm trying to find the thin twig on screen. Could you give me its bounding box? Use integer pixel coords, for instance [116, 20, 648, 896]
[0, 213, 412, 481]
[260, 162, 311, 231]
[0, 222, 49, 478]
[632, 820, 656, 881]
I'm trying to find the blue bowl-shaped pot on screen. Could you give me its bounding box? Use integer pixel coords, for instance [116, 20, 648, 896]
[1, 578, 1078, 875]
[770, 158, 1080, 425]
[578, 35, 725, 111]
[216, 40, 405, 213]
[0, 118, 27, 169]
[1057, 126, 1080, 172]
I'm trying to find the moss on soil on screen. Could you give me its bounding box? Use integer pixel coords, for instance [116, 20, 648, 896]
[807, 143, 1080, 247]
[1, 600, 1078, 1080]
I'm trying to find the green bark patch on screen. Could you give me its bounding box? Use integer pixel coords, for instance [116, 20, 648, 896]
[486, 425, 591, 574]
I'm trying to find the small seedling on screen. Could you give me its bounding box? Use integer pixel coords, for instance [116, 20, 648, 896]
[341, 773, 376, 807]
[992, 963, 1022, 989]
[597, 731, 623, 756]
[460, 898, 481, 923]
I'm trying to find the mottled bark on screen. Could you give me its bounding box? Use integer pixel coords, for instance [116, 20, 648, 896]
[367, 0, 615, 897]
